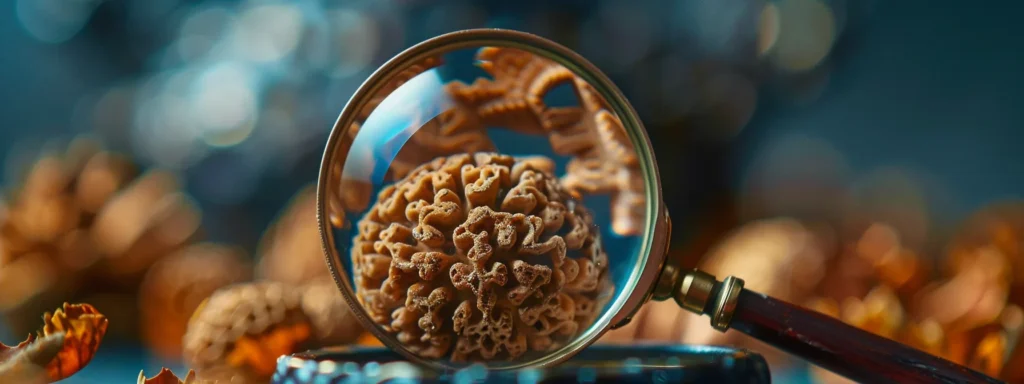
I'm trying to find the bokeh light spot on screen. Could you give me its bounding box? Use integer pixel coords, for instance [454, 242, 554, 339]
[758, 3, 781, 57]
[231, 3, 304, 63]
[15, 0, 101, 44]
[176, 5, 233, 60]
[770, 0, 837, 72]
[191, 62, 258, 148]
[325, 8, 381, 78]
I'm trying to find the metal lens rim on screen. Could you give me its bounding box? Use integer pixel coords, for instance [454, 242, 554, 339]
[316, 28, 667, 371]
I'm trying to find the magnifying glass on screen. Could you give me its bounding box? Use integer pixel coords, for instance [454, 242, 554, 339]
[317, 29, 1001, 383]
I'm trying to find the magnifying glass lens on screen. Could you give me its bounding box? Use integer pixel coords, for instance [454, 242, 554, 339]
[321, 38, 656, 369]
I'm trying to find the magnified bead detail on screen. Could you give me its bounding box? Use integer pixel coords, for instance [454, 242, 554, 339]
[351, 153, 611, 361]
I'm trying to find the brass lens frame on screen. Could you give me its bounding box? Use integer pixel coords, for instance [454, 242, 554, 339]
[317, 28, 670, 371]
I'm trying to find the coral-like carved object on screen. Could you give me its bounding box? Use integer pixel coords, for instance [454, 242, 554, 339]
[0, 303, 108, 383]
[330, 48, 645, 235]
[139, 243, 252, 359]
[352, 153, 611, 361]
[183, 282, 314, 382]
[443, 47, 644, 236]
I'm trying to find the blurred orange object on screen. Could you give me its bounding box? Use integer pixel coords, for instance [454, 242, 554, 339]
[256, 185, 330, 286]
[843, 285, 904, 338]
[601, 218, 830, 370]
[356, 332, 384, 347]
[946, 202, 1024, 296]
[901, 318, 946, 357]
[913, 246, 1009, 334]
[967, 330, 1008, 377]
[139, 243, 252, 359]
[853, 223, 929, 295]
[0, 139, 201, 339]
[254, 186, 364, 348]
[808, 286, 904, 384]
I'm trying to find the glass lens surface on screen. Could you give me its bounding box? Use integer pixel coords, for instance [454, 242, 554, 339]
[322, 41, 652, 368]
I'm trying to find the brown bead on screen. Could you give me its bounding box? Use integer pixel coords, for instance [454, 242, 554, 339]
[183, 282, 314, 382]
[351, 153, 610, 361]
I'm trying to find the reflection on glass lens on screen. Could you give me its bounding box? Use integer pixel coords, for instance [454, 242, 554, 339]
[322, 43, 649, 368]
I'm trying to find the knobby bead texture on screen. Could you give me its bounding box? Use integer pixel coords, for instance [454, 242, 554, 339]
[352, 153, 612, 361]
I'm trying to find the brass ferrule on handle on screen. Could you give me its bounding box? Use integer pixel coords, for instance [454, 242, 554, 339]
[673, 269, 745, 331]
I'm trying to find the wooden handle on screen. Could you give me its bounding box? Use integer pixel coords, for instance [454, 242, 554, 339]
[730, 290, 1004, 384]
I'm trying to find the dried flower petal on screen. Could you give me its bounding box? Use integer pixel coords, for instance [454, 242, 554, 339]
[0, 303, 108, 383]
[137, 368, 199, 384]
[40, 303, 109, 381]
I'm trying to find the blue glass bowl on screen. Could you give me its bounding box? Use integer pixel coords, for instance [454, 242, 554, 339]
[272, 344, 771, 383]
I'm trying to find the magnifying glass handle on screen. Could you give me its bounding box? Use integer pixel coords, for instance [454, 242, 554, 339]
[674, 269, 1004, 384]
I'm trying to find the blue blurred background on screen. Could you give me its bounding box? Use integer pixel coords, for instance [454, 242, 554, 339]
[1, 0, 1022, 382]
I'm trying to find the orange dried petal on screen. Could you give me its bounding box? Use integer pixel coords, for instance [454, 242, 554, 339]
[0, 303, 107, 382]
[137, 368, 198, 384]
[41, 303, 109, 381]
